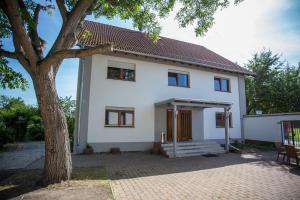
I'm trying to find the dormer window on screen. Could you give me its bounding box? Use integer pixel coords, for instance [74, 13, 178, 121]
[107, 60, 135, 81]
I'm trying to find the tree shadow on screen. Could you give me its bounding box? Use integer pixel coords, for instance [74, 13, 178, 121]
[2, 151, 298, 199]
[95, 151, 298, 180]
[0, 169, 43, 200]
[0, 167, 109, 200]
[289, 166, 300, 176]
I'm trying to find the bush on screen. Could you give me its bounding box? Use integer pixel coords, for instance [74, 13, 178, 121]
[0, 120, 15, 148]
[26, 115, 44, 141]
[0, 95, 76, 150]
[67, 116, 75, 151]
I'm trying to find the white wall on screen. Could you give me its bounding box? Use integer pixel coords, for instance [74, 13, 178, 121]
[244, 113, 300, 142]
[86, 54, 242, 144]
[154, 107, 166, 142]
[192, 109, 204, 141]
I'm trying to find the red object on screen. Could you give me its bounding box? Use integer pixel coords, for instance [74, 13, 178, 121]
[78, 21, 252, 75]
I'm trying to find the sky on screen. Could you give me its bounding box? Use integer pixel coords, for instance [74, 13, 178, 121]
[1, 0, 300, 105]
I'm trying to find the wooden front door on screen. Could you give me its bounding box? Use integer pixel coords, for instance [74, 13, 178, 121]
[167, 109, 192, 142]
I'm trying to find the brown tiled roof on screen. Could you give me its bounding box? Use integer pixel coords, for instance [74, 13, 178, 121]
[78, 20, 253, 75]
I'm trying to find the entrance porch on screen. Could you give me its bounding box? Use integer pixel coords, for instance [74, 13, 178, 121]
[155, 98, 232, 158]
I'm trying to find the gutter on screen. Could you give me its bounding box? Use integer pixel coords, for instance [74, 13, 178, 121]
[112, 48, 255, 76]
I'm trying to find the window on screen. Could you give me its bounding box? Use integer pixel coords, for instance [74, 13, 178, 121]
[105, 108, 134, 127]
[214, 77, 230, 92]
[216, 112, 232, 128]
[168, 71, 189, 87]
[107, 60, 135, 81]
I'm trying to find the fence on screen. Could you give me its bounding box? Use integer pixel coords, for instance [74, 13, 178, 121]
[243, 113, 300, 145]
[281, 120, 300, 148]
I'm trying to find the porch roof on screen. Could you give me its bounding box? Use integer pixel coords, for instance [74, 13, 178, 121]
[155, 98, 232, 108]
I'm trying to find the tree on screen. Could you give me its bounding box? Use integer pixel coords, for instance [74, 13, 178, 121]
[245, 49, 300, 114]
[0, 0, 241, 184]
[245, 50, 283, 114]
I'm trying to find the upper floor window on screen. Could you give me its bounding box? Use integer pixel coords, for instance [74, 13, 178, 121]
[107, 60, 135, 81]
[216, 112, 232, 128]
[214, 77, 230, 92]
[105, 107, 134, 127]
[168, 71, 189, 87]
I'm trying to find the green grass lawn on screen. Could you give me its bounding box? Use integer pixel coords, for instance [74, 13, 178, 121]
[0, 167, 114, 200]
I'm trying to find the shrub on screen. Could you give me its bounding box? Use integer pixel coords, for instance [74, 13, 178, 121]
[26, 115, 44, 141]
[0, 95, 76, 150]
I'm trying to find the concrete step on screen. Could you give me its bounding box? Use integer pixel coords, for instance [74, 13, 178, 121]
[165, 147, 225, 154]
[160, 141, 225, 158]
[162, 144, 222, 151]
[168, 150, 226, 158]
[161, 141, 219, 147]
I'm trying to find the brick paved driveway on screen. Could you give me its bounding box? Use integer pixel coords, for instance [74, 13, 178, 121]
[100, 152, 300, 200]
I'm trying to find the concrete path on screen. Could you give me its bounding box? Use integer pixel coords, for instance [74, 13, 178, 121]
[0, 142, 45, 170]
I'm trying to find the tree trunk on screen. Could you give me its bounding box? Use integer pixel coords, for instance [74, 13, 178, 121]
[32, 65, 72, 184]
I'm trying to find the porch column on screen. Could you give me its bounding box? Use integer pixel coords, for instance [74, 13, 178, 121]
[224, 107, 230, 152]
[173, 104, 177, 157]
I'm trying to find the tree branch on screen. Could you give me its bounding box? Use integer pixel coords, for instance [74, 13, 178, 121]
[49, 0, 94, 54]
[0, 49, 17, 59]
[17, 0, 32, 22]
[13, 34, 32, 74]
[33, 5, 41, 36]
[2, 0, 38, 67]
[0, 36, 31, 74]
[56, 0, 68, 23]
[31, 4, 44, 59]
[42, 44, 113, 66]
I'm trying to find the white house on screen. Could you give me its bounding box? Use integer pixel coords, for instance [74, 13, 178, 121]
[73, 21, 253, 157]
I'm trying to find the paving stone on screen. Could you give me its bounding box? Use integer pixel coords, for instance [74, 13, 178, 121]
[98, 152, 300, 200]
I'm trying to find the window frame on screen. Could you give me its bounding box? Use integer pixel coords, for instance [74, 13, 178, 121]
[168, 71, 190, 88]
[107, 60, 136, 82]
[215, 112, 233, 128]
[107, 67, 136, 82]
[214, 77, 230, 92]
[105, 109, 135, 128]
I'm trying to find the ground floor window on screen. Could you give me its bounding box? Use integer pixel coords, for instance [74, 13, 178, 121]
[216, 112, 232, 128]
[105, 108, 134, 127]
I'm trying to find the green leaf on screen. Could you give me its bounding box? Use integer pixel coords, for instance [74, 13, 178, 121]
[0, 57, 28, 91]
